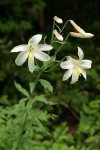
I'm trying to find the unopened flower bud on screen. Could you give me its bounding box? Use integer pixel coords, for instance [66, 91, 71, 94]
[53, 29, 63, 41]
[54, 16, 63, 24]
[70, 20, 94, 38]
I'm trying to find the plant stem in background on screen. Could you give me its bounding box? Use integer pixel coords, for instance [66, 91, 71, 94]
[45, 56, 66, 72]
[55, 33, 70, 56]
[31, 65, 45, 98]
[50, 19, 55, 45]
[60, 20, 70, 33]
[15, 112, 28, 150]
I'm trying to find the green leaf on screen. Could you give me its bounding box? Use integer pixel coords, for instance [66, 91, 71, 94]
[89, 100, 100, 109]
[86, 135, 100, 143]
[14, 81, 30, 98]
[39, 79, 53, 93]
[33, 95, 47, 104]
[33, 95, 55, 105]
[29, 82, 35, 93]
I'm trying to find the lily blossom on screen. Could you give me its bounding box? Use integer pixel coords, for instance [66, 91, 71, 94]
[70, 20, 94, 38]
[11, 34, 53, 73]
[54, 16, 63, 24]
[53, 29, 63, 41]
[60, 47, 92, 84]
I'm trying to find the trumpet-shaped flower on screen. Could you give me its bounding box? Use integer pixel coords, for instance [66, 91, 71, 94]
[54, 16, 63, 24]
[60, 47, 92, 84]
[11, 34, 53, 73]
[70, 20, 94, 38]
[53, 29, 63, 41]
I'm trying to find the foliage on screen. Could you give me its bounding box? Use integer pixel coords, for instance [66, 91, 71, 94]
[0, 98, 100, 150]
[0, 0, 100, 150]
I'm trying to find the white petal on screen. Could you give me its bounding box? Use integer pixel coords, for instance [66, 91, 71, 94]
[28, 53, 34, 73]
[28, 34, 42, 46]
[15, 51, 29, 66]
[34, 51, 50, 62]
[11, 45, 27, 52]
[82, 69, 87, 80]
[70, 20, 86, 35]
[62, 69, 73, 81]
[79, 60, 92, 69]
[60, 61, 73, 69]
[78, 47, 84, 60]
[37, 44, 53, 51]
[71, 69, 79, 84]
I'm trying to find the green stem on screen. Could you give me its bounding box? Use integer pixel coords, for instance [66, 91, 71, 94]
[45, 33, 70, 70]
[60, 20, 70, 33]
[45, 56, 66, 72]
[30, 39, 68, 96]
[15, 112, 28, 150]
[14, 25, 70, 150]
[55, 24, 61, 32]
[50, 19, 55, 45]
[57, 100, 79, 120]
[55, 33, 70, 55]
[15, 66, 45, 150]
[15, 27, 71, 150]
[31, 65, 45, 98]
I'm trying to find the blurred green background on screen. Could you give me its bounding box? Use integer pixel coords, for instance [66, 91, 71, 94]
[0, 0, 100, 149]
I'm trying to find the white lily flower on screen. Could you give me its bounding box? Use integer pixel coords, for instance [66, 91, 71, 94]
[60, 47, 92, 84]
[53, 29, 63, 41]
[54, 16, 63, 24]
[11, 34, 53, 73]
[70, 20, 94, 38]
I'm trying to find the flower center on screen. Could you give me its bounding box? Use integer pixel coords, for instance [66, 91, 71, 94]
[28, 44, 33, 51]
[28, 44, 37, 62]
[77, 67, 82, 75]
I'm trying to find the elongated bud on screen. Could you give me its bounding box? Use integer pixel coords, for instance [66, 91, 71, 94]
[54, 16, 63, 24]
[70, 20, 86, 35]
[70, 32, 94, 38]
[70, 20, 94, 38]
[53, 29, 63, 41]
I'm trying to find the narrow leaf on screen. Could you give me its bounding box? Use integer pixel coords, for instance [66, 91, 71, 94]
[29, 82, 35, 93]
[14, 81, 30, 98]
[39, 79, 53, 93]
